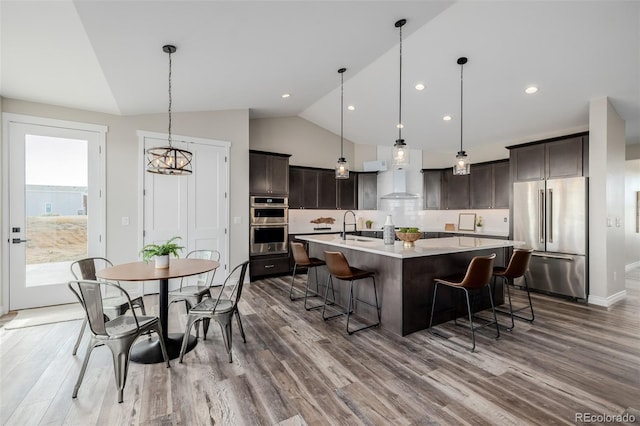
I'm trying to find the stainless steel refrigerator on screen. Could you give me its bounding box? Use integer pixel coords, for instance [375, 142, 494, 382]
[513, 176, 588, 299]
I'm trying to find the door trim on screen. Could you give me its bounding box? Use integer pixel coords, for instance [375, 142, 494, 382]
[137, 130, 231, 291]
[2, 113, 107, 314]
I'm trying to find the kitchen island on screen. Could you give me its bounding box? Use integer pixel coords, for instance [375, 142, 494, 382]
[296, 234, 522, 336]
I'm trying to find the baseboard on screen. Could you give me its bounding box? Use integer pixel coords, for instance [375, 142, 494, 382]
[588, 290, 627, 307]
[625, 261, 640, 272]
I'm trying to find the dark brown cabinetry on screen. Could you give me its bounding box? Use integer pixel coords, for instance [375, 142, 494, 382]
[249, 151, 290, 195]
[249, 255, 291, 281]
[470, 160, 509, 209]
[509, 134, 586, 182]
[337, 174, 358, 210]
[442, 171, 470, 210]
[422, 169, 442, 210]
[289, 166, 360, 210]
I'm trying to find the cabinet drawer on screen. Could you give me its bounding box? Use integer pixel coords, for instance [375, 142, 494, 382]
[250, 256, 290, 279]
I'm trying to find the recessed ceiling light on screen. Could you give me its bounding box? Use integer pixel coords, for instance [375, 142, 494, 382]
[415, 83, 425, 91]
[347, 105, 355, 111]
[525, 86, 538, 94]
[281, 93, 291, 98]
[443, 115, 452, 121]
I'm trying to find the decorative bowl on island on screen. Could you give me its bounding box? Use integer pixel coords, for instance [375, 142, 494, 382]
[395, 227, 422, 248]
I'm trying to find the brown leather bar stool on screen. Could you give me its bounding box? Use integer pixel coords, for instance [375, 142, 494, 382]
[322, 251, 381, 335]
[429, 253, 498, 352]
[492, 248, 534, 330]
[289, 242, 331, 310]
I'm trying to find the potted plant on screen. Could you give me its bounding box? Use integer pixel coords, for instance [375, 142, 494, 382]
[476, 216, 484, 233]
[140, 236, 185, 268]
[365, 220, 373, 229]
[395, 227, 422, 248]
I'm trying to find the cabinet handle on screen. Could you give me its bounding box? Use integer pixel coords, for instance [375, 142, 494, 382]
[264, 264, 275, 269]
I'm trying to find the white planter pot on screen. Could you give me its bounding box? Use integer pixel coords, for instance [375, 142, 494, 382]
[155, 254, 170, 269]
[476, 226, 483, 233]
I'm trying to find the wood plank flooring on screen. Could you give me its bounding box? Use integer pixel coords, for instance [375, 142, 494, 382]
[1, 272, 639, 425]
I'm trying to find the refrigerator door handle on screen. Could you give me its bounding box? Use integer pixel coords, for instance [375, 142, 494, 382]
[538, 189, 545, 243]
[547, 188, 553, 243]
[532, 252, 575, 261]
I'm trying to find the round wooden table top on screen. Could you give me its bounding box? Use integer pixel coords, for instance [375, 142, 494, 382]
[96, 258, 220, 282]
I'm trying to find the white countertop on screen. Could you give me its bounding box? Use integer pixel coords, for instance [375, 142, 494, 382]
[297, 234, 521, 259]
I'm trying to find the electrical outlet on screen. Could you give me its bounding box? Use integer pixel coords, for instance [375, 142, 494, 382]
[504, 217, 508, 223]
[121, 216, 129, 226]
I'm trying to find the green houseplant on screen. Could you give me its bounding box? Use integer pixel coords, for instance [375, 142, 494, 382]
[365, 220, 374, 229]
[140, 236, 184, 268]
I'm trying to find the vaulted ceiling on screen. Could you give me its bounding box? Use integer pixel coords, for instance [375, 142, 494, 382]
[2, 1, 639, 160]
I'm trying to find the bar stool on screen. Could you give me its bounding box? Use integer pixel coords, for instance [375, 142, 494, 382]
[492, 248, 534, 330]
[289, 242, 331, 310]
[429, 253, 498, 352]
[322, 251, 380, 335]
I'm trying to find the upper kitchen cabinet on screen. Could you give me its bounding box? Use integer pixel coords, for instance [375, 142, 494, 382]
[337, 173, 358, 210]
[317, 169, 337, 209]
[249, 150, 290, 195]
[470, 160, 509, 209]
[358, 172, 378, 210]
[289, 166, 320, 208]
[509, 134, 586, 182]
[442, 171, 470, 210]
[421, 169, 442, 210]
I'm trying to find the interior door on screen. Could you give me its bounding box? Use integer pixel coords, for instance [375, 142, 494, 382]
[7, 120, 104, 310]
[142, 134, 229, 291]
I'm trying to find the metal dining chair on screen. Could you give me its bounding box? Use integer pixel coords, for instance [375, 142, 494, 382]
[429, 253, 498, 352]
[179, 261, 249, 363]
[168, 249, 220, 337]
[70, 257, 147, 355]
[68, 280, 169, 403]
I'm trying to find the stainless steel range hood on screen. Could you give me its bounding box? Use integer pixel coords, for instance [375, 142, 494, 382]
[380, 169, 420, 199]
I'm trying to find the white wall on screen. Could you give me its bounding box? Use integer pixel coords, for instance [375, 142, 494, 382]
[250, 116, 360, 169]
[588, 97, 627, 306]
[0, 99, 250, 310]
[625, 159, 640, 269]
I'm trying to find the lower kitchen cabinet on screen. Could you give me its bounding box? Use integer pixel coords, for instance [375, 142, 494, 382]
[250, 254, 290, 281]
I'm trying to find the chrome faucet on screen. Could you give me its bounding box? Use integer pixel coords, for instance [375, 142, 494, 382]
[342, 210, 357, 240]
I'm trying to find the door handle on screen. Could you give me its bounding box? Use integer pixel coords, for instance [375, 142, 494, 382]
[547, 188, 553, 243]
[532, 252, 574, 261]
[538, 189, 545, 243]
[12, 238, 28, 244]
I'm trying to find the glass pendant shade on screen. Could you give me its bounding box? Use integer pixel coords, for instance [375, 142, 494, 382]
[146, 44, 193, 175]
[393, 139, 409, 168]
[453, 151, 470, 175]
[335, 157, 349, 179]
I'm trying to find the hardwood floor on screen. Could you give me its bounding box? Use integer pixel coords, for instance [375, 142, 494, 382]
[1, 272, 639, 425]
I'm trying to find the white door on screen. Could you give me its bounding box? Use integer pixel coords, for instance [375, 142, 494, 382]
[5, 116, 105, 310]
[141, 133, 229, 291]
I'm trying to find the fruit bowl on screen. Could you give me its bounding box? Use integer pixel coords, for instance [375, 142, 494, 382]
[395, 230, 422, 248]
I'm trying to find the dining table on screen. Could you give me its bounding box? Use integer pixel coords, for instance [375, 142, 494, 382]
[96, 258, 219, 364]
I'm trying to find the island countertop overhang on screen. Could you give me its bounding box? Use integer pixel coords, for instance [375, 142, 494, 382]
[296, 234, 522, 259]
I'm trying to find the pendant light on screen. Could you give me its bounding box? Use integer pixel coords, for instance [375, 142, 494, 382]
[335, 67, 349, 179]
[392, 18, 409, 169]
[453, 56, 470, 175]
[146, 45, 193, 175]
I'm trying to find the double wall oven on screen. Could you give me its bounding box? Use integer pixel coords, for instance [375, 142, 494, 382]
[250, 196, 288, 256]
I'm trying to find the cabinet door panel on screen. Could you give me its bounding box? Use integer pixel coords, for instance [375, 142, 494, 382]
[302, 170, 319, 208]
[249, 152, 269, 194]
[317, 170, 337, 209]
[269, 156, 289, 195]
[337, 174, 357, 210]
[422, 170, 442, 210]
[492, 161, 510, 209]
[443, 172, 470, 209]
[358, 173, 377, 210]
[288, 167, 303, 208]
[546, 137, 583, 178]
[513, 144, 545, 181]
[470, 164, 492, 209]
